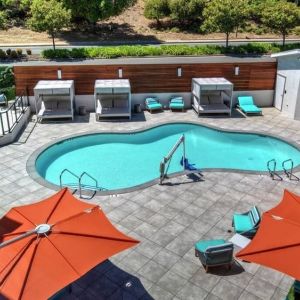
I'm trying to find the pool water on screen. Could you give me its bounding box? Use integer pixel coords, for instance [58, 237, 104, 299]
[35, 123, 300, 191]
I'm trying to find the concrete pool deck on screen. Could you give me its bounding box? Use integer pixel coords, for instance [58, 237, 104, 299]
[1, 108, 300, 299]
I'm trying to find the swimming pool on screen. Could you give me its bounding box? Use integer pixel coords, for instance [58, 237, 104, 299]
[34, 122, 300, 191]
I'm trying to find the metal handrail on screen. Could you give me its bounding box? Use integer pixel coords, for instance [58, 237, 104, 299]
[79, 172, 99, 191]
[0, 93, 29, 136]
[282, 159, 299, 181]
[267, 159, 282, 181]
[59, 169, 81, 197]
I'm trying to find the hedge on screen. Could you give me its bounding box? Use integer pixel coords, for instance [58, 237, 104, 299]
[41, 43, 300, 59]
[0, 66, 16, 100]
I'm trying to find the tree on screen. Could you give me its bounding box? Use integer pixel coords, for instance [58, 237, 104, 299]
[144, 0, 169, 27]
[261, 0, 300, 46]
[28, 0, 71, 50]
[169, 0, 205, 25]
[201, 0, 249, 47]
[0, 11, 7, 30]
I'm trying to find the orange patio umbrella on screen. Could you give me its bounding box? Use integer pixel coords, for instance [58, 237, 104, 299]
[0, 188, 139, 300]
[236, 189, 300, 280]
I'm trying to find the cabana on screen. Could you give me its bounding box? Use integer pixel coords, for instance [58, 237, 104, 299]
[94, 79, 131, 120]
[192, 77, 233, 116]
[34, 80, 75, 121]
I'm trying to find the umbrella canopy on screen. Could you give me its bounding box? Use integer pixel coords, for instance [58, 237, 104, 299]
[0, 188, 139, 300]
[236, 189, 300, 280]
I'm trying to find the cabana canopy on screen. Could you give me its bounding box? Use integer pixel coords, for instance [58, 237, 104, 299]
[94, 79, 131, 120]
[34, 80, 75, 121]
[192, 77, 233, 116]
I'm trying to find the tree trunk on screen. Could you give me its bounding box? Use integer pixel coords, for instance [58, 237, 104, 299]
[235, 27, 239, 38]
[51, 33, 56, 51]
[226, 32, 229, 48]
[282, 32, 286, 47]
[156, 17, 161, 28]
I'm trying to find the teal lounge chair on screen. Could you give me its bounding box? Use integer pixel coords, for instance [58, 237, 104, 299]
[232, 206, 261, 238]
[169, 96, 184, 111]
[145, 97, 162, 113]
[237, 96, 262, 115]
[195, 239, 234, 272]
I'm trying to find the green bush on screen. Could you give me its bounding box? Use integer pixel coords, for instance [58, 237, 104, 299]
[41, 43, 300, 60]
[10, 50, 19, 59]
[0, 67, 15, 89]
[0, 49, 7, 59]
[0, 86, 16, 100]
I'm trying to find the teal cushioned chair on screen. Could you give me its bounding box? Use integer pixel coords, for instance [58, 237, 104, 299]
[232, 206, 261, 238]
[237, 96, 262, 115]
[169, 96, 184, 111]
[145, 97, 163, 113]
[195, 239, 234, 272]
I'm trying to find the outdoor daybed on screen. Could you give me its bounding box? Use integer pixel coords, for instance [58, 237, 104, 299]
[192, 78, 233, 116]
[34, 80, 75, 122]
[95, 79, 131, 120]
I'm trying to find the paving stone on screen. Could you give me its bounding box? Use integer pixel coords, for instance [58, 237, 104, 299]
[157, 270, 187, 295]
[175, 281, 208, 300]
[245, 277, 277, 300]
[137, 261, 168, 283]
[169, 258, 200, 280]
[147, 284, 174, 300]
[211, 279, 243, 300]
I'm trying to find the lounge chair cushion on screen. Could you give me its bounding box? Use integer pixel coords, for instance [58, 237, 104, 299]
[145, 97, 158, 104]
[201, 95, 209, 105]
[44, 101, 57, 111]
[170, 97, 183, 103]
[238, 96, 262, 114]
[209, 95, 222, 104]
[233, 214, 254, 234]
[240, 104, 262, 114]
[147, 103, 162, 109]
[233, 206, 260, 234]
[170, 102, 184, 109]
[195, 239, 226, 253]
[57, 101, 70, 110]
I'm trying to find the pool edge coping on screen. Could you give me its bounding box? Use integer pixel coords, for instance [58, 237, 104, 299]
[26, 120, 300, 195]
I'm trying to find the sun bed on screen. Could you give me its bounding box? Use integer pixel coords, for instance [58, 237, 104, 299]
[232, 206, 261, 238]
[145, 97, 162, 113]
[34, 80, 75, 122]
[192, 78, 233, 116]
[237, 96, 262, 115]
[169, 96, 184, 111]
[95, 79, 131, 120]
[195, 239, 234, 272]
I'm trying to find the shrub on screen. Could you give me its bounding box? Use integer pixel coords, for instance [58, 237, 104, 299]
[10, 50, 19, 59]
[16, 48, 23, 56]
[0, 49, 7, 59]
[144, 0, 170, 27]
[0, 86, 16, 100]
[6, 49, 11, 56]
[26, 49, 32, 55]
[41, 43, 300, 60]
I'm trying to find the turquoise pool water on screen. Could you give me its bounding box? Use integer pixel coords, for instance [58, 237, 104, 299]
[35, 123, 300, 191]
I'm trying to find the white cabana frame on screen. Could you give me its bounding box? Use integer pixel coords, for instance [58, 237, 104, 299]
[192, 77, 233, 116]
[94, 79, 131, 121]
[34, 80, 75, 122]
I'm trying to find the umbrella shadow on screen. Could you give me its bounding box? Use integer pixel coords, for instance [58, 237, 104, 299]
[0, 216, 23, 243]
[51, 260, 153, 300]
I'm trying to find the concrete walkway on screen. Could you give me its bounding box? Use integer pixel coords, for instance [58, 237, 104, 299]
[0, 108, 299, 300]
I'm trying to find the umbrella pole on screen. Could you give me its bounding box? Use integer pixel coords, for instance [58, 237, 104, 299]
[0, 229, 36, 249]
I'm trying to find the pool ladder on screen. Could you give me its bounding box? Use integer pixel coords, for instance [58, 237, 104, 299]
[267, 159, 299, 181]
[59, 169, 103, 198]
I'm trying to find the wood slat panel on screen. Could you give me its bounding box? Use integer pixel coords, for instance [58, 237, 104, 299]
[14, 62, 276, 95]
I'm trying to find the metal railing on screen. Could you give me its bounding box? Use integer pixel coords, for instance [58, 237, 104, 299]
[0, 94, 29, 136]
